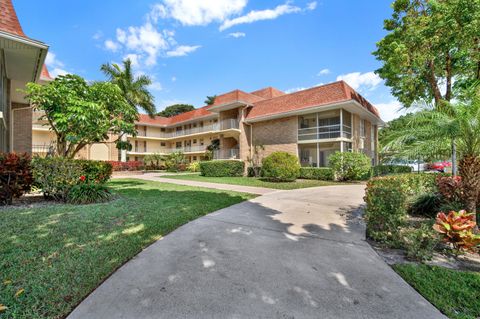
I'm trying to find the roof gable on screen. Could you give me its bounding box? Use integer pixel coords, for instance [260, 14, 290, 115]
[0, 0, 26, 37]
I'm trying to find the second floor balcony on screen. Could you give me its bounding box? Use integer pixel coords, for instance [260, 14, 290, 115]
[134, 119, 240, 139]
[129, 145, 208, 154]
[298, 110, 353, 142]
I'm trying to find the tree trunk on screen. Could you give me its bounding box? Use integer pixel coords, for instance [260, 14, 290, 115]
[451, 139, 457, 176]
[459, 155, 480, 225]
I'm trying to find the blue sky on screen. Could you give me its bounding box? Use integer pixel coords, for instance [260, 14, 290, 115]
[16, 0, 404, 121]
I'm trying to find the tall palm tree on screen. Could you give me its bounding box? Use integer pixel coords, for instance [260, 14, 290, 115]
[382, 86, 480, 218]
[101, 59, 156, 116]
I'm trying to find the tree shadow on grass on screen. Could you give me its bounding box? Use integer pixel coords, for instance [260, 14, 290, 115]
[0, 186, 250, 319]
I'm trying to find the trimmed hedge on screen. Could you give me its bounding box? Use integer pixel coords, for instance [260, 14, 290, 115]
[199, 160, 244, 177]
[76, 160, 112, 183]
[261, 152, 300, 182]
[364, 173, 439, 243]
[107, 161, 144, 171]
[299, 167, 334, 181]
[329, 151, 371, 181]
[372, 165, 412, 177]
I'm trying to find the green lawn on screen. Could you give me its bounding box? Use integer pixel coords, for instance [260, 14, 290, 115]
[394, 264, 480, 319]
[159, 174, 339, 190]
[0, 179, 253, 318]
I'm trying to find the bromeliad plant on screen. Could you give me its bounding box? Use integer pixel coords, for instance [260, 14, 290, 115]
[433, 210, 480, 253]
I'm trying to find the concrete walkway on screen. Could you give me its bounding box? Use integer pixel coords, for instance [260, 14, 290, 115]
[114, 172, 276, 195]
[68, 185, 444, 319]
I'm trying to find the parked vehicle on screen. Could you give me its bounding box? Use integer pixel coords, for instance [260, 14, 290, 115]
[428, 161, 452, 172]
[384, 159, 426, 172]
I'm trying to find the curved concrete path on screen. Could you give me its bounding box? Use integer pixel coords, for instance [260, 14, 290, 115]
[68, 185, 444, 319]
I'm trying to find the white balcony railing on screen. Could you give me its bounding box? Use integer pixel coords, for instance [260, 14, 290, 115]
[213, 148, 240, 160]
[130, 145, 208, 154]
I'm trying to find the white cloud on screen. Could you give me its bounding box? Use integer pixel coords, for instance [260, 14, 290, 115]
[104, 39, 120, 52]
[149, 81, 163, 91]
[220, 3, 302, 31]
[285, 82, 324, 94]
[307, 2, 317, 10]
[171, 76, 176, 82]
[124, 53, 141, 67]
[336, 71, 382, 91]
[45, 52, 70, 78]
[374, 100, 408, 122]
[154, 0, 247, 26]
[317, 68, 330, 76]
[166, 45, 201, 57]
[228, 32, 246, 38]
[92, 31, 103, 40]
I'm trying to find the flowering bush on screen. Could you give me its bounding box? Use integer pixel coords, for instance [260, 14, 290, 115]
[433, 210, 480, 252]
[0, 153, 33, 205]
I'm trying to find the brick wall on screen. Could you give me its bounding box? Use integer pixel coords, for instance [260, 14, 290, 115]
[249, 116, 298, 161]
[11, 103, 32, 154]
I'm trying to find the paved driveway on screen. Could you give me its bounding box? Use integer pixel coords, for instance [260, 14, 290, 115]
[68, 185, 444, 319]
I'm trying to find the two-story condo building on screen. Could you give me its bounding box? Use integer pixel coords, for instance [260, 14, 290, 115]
[38, 82, 383, 166]
[33, 81, 382, 167]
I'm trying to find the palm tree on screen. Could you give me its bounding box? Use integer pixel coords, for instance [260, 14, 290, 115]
[101, 59, 156, 116]
[382, 86, 480, 218]
[204, 95, 216, 106]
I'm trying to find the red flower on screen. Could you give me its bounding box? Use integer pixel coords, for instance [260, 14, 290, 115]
[79, 175, 86, 182]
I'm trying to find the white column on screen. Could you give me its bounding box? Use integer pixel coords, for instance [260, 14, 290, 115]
[340, 108, 343, 139]
[316, 142, 320, 167]
[121, 134, 127, 162]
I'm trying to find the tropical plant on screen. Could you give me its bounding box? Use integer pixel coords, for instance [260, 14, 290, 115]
[433, 210, 480, 252]
[204, 95, 217, 105]
[408, 193, 442, 218]
[24, 74, 137, 158]
[67, 182, 112, 205]
[101, 58, 156, 116]
[246, 143, 265, 177]
[143, 153, 164, 170]
[381, 87, 480, 219]
[0, 153, 33, 205]
[157, 104, 195, 117]
[187, 161, 200, 172]
[164, 152, 186, 172]
[328, 151, 371, 181]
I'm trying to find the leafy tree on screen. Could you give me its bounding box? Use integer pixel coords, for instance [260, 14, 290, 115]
[25, 74, 137, 158]
[101, 59, 156, 116]
[374, 0, 480, 107]
[204, 95, 217, 105]
[382, 86, 480, 219]
[157, 104, 195, 117]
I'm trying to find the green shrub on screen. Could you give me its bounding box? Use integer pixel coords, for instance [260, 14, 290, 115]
[67, 182, 112, 204]
[372, 165, 412, 176]
[188, 161, 200, 172]
[408, 193, 442, 218]
[164, 152, 186, 172]
[364, 173, 439, 243]
[299, 167, 334, 180]
[400, 224, 439, 262]
[247, 166, 262, 177]
[200, 160, 244, 177]
[328, 151, 371, 181]
[261, 152, 300, 182]
[76, 160, 112, 183]
[32, 157, 82, 201]
[0, 153, 33, 205]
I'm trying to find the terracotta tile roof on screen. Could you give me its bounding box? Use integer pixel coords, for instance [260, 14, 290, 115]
[136, 105, 215, 126]
[245, 81, 380, 120]
[136, 81, 380, 126]
[212, 89, 264, 106]
[0, 0, 26, 37]
[40, 65, 53, 80]
[250, 87, 285, 99]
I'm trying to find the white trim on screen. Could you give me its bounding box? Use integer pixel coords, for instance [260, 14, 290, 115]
[207, 100, 252, 112]
[0, 31, 48, 49]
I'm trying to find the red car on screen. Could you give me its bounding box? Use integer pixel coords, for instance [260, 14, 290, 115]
[428, 161, 452, 172]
